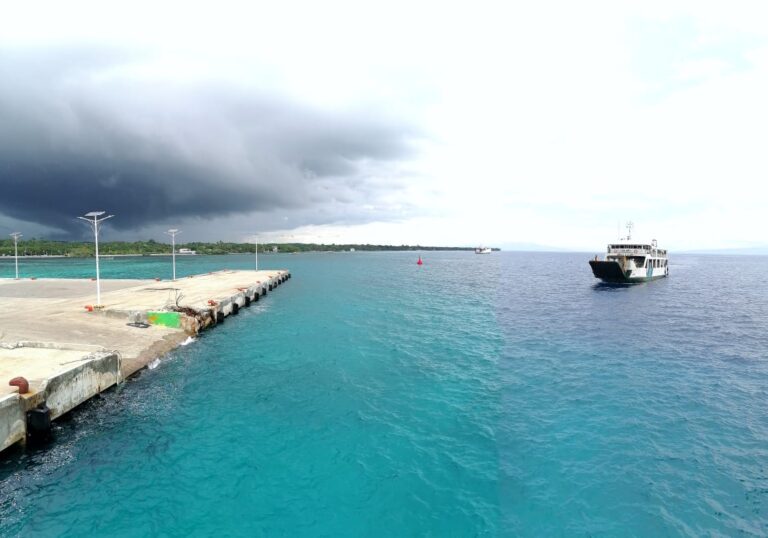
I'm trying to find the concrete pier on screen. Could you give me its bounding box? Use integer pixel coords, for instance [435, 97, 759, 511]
[0, 269, 290, 453]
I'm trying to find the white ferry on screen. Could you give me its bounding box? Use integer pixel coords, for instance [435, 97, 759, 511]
[589, 223, 668, 283]
[177, 248, 197, 255]
[475, 247, 492, 254]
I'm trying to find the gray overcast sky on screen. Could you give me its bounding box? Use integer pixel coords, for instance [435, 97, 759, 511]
[1, 1, 767, 250]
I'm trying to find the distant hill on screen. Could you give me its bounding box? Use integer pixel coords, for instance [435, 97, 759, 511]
[679, 246, 768, 256]
[496, 242, 570, 252]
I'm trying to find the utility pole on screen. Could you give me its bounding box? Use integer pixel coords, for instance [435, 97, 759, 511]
[254, 235, 259, 271]
[9, 232, 21, 279]
[77, 211, 114, 307]
[166, 229, 181, 281]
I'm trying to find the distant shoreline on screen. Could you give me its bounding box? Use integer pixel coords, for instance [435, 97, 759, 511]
[0, 254, 68, 259]
[0, 242, 502, 257]
[0, 249, 500, 259]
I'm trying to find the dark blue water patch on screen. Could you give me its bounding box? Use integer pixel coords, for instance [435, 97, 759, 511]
[1, 251, 767, 536]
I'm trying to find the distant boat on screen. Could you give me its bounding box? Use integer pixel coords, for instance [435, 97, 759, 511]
[475, 247, 492, 254]
[589, 222, 668, 283]
[177, 248, 197, 255]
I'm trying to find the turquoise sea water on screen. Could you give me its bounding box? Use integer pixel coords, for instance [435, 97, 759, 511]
[1, 252, 768, 536]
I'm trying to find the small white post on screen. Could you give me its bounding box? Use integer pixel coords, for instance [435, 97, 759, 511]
[10, 232, 22, 279]
[254, 236, 259, 271]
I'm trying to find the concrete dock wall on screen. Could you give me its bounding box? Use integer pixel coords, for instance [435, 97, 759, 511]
[0, 394, 24, 452]
[39, 352, 120, 420]
[0, 347, 121, 450]
[1, 269, 291, 455]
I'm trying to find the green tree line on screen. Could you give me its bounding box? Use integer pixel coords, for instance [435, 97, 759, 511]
[0, 238, 490, 257]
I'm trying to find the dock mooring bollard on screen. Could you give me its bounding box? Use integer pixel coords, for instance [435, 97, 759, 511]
[9, 376, 29, 394]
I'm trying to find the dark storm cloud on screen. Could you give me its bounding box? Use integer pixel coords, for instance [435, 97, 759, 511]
[0, 47, 416, 236]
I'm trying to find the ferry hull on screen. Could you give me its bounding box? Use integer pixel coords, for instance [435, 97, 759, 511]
[589, 260, 666, 283]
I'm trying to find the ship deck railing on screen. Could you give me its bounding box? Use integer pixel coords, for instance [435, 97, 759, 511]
[608, 248, 650, 256]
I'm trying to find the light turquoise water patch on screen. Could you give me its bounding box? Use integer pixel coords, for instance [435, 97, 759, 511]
[1, 252, 768, 536]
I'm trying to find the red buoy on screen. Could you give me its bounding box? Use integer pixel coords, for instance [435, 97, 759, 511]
[417, 256, 423, 265]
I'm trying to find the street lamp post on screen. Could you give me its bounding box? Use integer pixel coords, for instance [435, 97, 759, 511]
[9, 232, 21, 279]
[77, 211, 113, 307]
[166, 229, 180, 281]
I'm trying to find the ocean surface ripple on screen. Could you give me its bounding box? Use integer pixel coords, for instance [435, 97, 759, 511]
[1, 252, 767, 536]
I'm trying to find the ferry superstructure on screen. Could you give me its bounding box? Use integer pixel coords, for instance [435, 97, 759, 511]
[589, 223, 668, 283]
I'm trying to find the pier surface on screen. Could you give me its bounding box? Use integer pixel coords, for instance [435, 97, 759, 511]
[0, 269, 289, 453]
